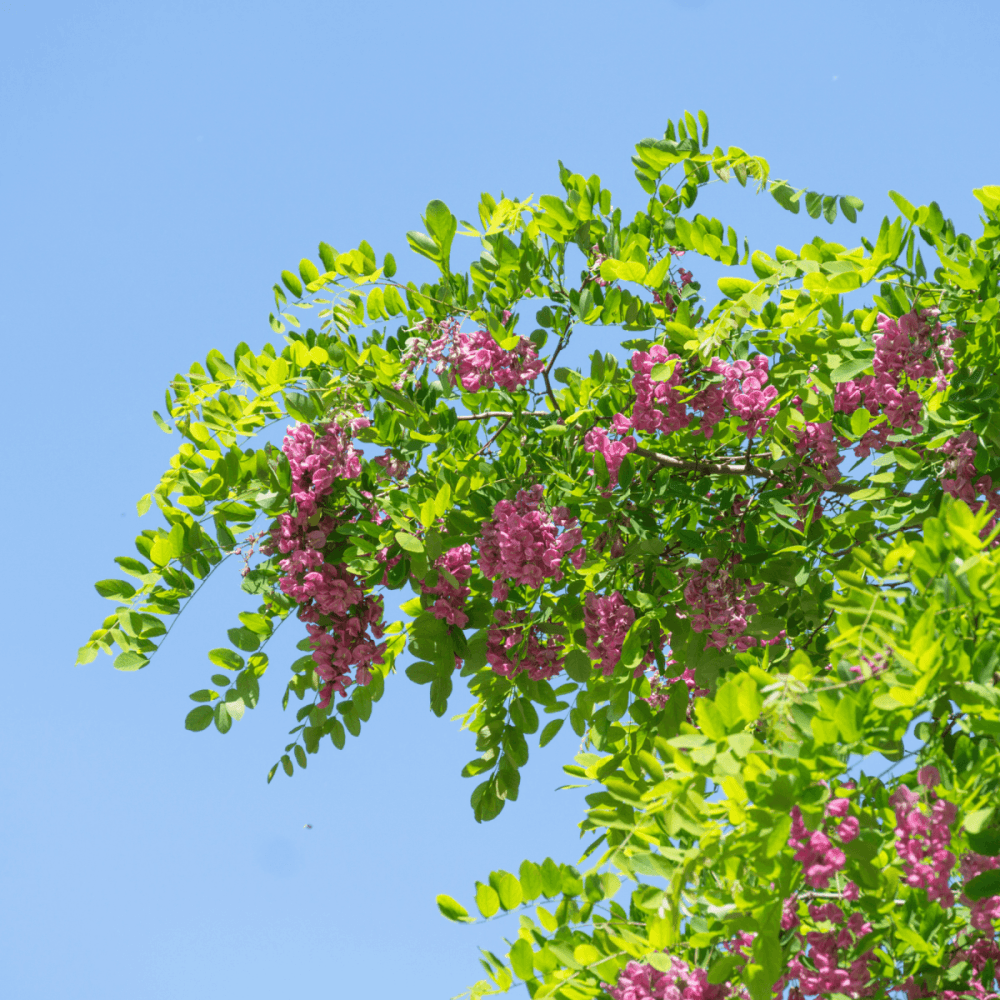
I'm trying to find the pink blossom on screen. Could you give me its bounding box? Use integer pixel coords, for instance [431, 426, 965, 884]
[486, 610, 563, 680]
[477, 486, 583, 600]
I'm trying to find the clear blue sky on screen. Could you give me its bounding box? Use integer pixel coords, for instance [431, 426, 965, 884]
[2, 2, 998, 998]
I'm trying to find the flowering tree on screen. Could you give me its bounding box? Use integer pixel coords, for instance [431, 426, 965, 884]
[80, 110, 1000, 999]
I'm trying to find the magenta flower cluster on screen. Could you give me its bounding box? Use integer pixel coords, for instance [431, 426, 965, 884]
[486, 610, 564, 680]
[584, 423, 637, 489]
[891, 769, 958, 907]
[396, 318, 543, 395]
[605, 956, 727, 1000]
[835, 309, 958, 457]
[940, 429, 1000, 529]
[274, 419, 386, 709]
[477, 486, 584, 602]
[583, 590, 643, 676]
[421, 544, 472, 627]
[681, 557, 766, 652]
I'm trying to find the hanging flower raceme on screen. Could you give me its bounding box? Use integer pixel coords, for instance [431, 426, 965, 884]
[420, 544, 472, 627]
[273, 417, 387, 708]
[583, 424, 636, 489]
[835, 309, 959, 452]
[583, 590, 647, 676]
[486, 610, 563, 680]
[455, 329, 545, 393]
[477, 486, 584, 602]
[681, 557, 766, 652]
[631, 346, 690, 434]
[605, 956, 728, 1000]
[891, 772, 958, 908]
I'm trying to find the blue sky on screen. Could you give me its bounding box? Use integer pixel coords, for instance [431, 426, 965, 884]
[2, 1, 998, 998]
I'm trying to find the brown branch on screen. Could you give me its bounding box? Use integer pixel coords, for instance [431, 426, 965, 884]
[456, 411, 549, 421]
[632, 447, 893, 497]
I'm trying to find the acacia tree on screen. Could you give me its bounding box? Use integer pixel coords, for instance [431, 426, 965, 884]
[80, 111, 1000, 1000]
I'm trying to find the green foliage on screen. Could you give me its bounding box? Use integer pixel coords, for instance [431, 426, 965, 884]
[81, 109, 1000, 998]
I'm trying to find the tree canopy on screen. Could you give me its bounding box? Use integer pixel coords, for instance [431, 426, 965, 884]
[80, 111, 1000, 1000]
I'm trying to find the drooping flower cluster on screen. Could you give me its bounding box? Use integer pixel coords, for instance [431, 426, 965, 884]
[681, 557, 765, 651]
[787, 901, 874, 998]
[789, 803, 850, 889]
[605, 956, 727, 1000]
[395, 318, 543, 395]
[631, 346, 690, 434]
[835, 310, 958, 455]
[960, 851, 1000, 932]
[583, 590, 641, 676]
[891, 770, 958, 908]
[455, 329, 545, 393]
[940, 429, 1000, 530]
[274, 418, 386, 708]
[646, 661, 708, 723]
[420, 544, 472, 627]
[372, 448, 410, 481]
[486, 610, 563, 680]
[584, 423, 637, 489]
[629, 349, 779, 442]
[477, 487, 584, 601]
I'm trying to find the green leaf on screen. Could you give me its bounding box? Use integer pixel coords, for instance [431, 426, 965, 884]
[510, 698, 539, 734]
[718, 277, 755, 300]
[281, 270, 303, 298]
[395, 530, 424, 553]
[227, 627, 260, 652]
[831, 358, 872, 383]
[114, 651, 148, 671]
[840, 195, 864, 223]
[564, 649, 592, 682]
[708, 954, 742, 985]
[539, 718, 564, 747]
[966, 869, 1000, 901]
[476, 882, 500, 917]
[599, 259, 647, 283]
[436, 894, 473, 923]
[496, 872, 523, 910]
[136, 493, 152, 516]
[214, 701, 232, 734]
[519, 861, 543, 901]
[510, 938, 534, 980]
[95, 578, 137, 600]
[208, 648, 245, 671]
[888, 190, 916, 220]
[189, 689, 219, 703]
[299, 258, 320, 286]
[185, 705, 214, 731]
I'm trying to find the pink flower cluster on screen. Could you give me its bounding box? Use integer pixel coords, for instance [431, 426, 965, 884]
[486, 609, 563, 680]
[274, 419, 386, 708]
[787, 901, 874, 998]
[583, 591, 643, 676]
[646, 662, 708, 724]
[372, 448, 409, 481]
[960, 852, 1000, 932]
[396, 318, 543, 395]
[940, 429, 1000, 528]
[420, 544, 472, 627]
[605, 957, 727, 1000]
[478, 486, 584, 601]
[835, 310, 958, 455]
[584, 420, 637, 489]
[712, 356, 779, 439]
[629, 349, 778, 442]
[681, 557, 766, 651]
[455, 329, 545, 394]
[631, 346, 690, 434]
[891, 772, 957, 908]
[789, 803, 850, 889]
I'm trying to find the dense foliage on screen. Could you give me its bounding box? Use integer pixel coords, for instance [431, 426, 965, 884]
[80, 111, 1000, 999]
